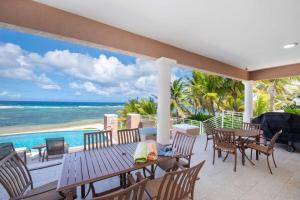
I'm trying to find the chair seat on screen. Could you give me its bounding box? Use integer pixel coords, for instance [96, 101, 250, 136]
[215, 144, 236, 153]
[246, 143, 273, 155]
[158, 158, 188, 171]
[23, 180, 75, 200]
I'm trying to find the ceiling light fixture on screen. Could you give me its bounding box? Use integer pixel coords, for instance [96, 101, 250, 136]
[283, 42, 298, 49]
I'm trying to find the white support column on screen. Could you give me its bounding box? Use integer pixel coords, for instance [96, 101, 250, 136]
[243, 81, 254, 123]
[156, 57, 176, 145]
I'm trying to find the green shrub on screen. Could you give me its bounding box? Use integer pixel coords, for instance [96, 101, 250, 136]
[187, 113, 213, 121]
[283, 104, 300, 115]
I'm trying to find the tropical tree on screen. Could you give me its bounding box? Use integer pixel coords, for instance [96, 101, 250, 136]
[187, 70, 224, 115]
[118, 97, 157, 117]
[257, 77, 300, 111]
[222, 79, 244, 112]
[170, 78, 191, 119]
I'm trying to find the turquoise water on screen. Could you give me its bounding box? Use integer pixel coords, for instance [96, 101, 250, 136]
[0, 130, 97, 148]
[0, 101, 123, 127]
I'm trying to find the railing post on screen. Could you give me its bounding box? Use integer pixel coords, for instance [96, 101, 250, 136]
[221, 110, 225, 128]
[231, 111, 234, 128]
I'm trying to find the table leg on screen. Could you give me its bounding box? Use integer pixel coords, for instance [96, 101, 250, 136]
[38, 149, 42, 161]
[23, 151, 27, 164]
[81, 184, 85, 199]
[241, 140, 245, 166]
[256, 135, 259, 160]
[150, 164, 155, 179]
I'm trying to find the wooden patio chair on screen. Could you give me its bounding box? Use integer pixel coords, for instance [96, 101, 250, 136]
[83, 130, 124, 198]
[157, 131, 197, 172]
[0, 142, 28, 164]
[0, 151, 75, 200]
[245, 130, 282, 174]
[117, 128, 141, 144]
[93, 173, 148, 200]
[42, 137, 67, 162]
[203, 120, 215, 151]
[145, 160, 205, 200]
[212, 129, 238, 172]
[241, 122, 263, 158]
[84, 130, 113, 150]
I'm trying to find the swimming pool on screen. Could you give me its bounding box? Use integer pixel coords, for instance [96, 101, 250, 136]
[0, 130, 98, 149]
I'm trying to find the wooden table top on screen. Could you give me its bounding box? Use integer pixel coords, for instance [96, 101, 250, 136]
[215, 128, 260, 137]
[57, 142, 178, 191]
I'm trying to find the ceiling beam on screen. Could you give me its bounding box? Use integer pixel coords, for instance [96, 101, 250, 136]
[249, 63, 300, 80]
[0, 0, 248, 80]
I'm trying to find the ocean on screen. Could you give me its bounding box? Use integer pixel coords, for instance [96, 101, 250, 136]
[0, 101, 124, 128]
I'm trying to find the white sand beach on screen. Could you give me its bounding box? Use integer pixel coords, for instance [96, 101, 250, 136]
[0, 119, 104, 135]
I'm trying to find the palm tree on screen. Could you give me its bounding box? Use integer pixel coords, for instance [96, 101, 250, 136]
[187, 70, 224, 115]
[170, 78, 190, 119]
[258, 77, 300, 111]
[222, 79, 244, 112]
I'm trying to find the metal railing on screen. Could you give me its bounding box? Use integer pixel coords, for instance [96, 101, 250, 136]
[174, 111, 244, 134]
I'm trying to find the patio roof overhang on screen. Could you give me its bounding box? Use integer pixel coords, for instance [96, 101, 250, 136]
[0, 0, 299, 81]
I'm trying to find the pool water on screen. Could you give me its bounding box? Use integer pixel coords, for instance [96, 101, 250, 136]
[0, 130, 98, 149]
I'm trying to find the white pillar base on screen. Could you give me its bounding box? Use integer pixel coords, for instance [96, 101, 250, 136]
[156, 57, 176, 145]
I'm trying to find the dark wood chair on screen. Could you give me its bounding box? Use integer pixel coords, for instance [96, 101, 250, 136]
[157, 131, 197, 172]
[145, 160, 205, 200]
[203, 121, 215, 151]
[0, 142, 28, 164]
[83, 130, 122, 198]
[117, 128, 141, 144]
[84, 130, 113, 150]
[0, 151, 75, 200]
[246, 130, 282, 174]
[212, 129, 238, 172]
[241, 122, 263, 158]
[42, 137, 67, 162]
[93, 173, 148, 200]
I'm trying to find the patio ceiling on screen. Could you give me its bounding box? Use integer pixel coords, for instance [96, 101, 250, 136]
[1, 0, 300, 80]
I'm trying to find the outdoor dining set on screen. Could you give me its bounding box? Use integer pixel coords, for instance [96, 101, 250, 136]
[203, 121, 282, 174]
[0, 128, 205, 200]
[0, 121, 282, 200]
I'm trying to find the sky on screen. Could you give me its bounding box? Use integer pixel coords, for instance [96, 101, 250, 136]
[0, 27, 191, 102]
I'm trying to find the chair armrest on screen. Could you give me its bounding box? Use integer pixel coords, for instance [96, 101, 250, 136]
[135, 172, 145, 182]
[174, 162, 187, 170]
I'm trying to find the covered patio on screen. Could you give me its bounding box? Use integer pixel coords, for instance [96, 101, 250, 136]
[1, 0, 300, 200]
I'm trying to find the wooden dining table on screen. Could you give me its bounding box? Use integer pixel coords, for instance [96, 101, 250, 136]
[215, 128, 260, 165]
[56, 142, 179, 199]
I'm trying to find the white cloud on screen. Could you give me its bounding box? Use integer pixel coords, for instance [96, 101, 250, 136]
[0, 42, 185, 98]
[0, 43, 61, 90]
[0, 90, 21, 98]
[74, 91, 82, 96]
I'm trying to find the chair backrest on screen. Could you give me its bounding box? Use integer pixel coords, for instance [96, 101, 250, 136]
[93, 178, 148, 200]
[203, 121, 214, 135]
[84, 130, 112, 151]
[156, 160, 205, 200]
[0, 143, 15, 160]
[172, 132, 197, 165]
[45, 137, 65, 156]
[269, 130, 282, 148]
[213, 130, 236, 148]
[117, 128, 141, 144]
[241, 122, 261, 133]
[0, 151, 33, 199]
